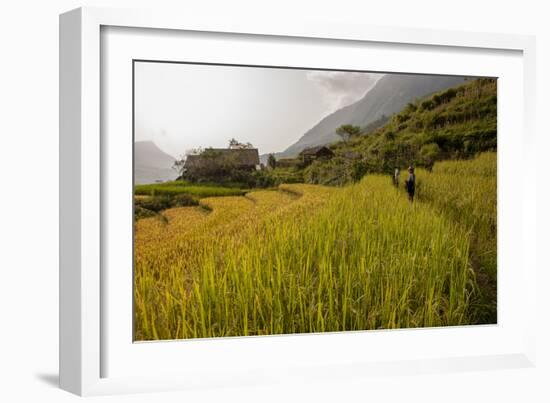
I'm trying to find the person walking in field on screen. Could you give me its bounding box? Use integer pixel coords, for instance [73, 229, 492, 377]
[405, 165, 416, 202]
[392, 167, 400, 187]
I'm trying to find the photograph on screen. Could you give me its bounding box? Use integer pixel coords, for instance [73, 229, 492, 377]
[132, 61, 497, 341]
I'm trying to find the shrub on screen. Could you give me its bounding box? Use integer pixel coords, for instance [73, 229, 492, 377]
[419, 142, 441, 168]
[420, 99, 435, 111]
[171, 194, 199, 207]
[135, 195, 174, 212]
[134, 206, 157, 220]
[134, 194, 199, 220]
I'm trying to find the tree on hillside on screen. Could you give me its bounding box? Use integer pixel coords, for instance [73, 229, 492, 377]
[419, 143, 441, 171]
[336, 125, 361, 142]
[172, 155, 186, 176]
[267, 154, 277, 169]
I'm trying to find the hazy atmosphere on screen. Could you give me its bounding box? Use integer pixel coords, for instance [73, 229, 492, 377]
[134, 61, 382, 157]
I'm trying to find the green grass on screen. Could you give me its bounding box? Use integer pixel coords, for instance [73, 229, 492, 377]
[134, 166, 485, 340]
[416, 152, 497, 323]
[264, 167, 304, 185]
[135, 181, 247, 198]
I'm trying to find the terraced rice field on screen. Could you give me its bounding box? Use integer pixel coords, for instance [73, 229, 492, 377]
[134, 153, 496, 341]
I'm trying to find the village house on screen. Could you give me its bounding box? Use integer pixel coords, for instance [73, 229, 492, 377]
[183, 148, 260, 176]
[299, 145, 335, 165]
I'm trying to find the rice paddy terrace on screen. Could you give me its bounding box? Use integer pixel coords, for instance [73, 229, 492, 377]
[134, 153, 496, 341]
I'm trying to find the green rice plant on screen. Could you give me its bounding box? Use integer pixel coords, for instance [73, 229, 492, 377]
[134, 176, 477, 340]
[415, 152, 497, 323]
[134, 182, 247, 198]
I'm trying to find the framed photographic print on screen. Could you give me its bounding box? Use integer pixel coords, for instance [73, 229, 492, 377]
[60, 7, 537, 396]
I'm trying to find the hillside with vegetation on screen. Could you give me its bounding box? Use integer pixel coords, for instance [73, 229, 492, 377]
[265, 73, 467, 161]
[300, 77, 496, 185]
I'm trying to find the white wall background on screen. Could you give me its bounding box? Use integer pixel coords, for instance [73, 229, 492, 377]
[0, 1, 548, 402]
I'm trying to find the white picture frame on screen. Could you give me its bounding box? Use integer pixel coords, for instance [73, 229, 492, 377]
[60, 6, 537, 396]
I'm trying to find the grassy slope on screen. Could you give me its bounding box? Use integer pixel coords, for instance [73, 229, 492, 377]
[135, 175, 481, 340]
[342, 77, 496, 158]
[134, 181, 249, 221]
[416, 153, 497, 323]
[301, 78, 497, 184]
[135, 180, 247, 198]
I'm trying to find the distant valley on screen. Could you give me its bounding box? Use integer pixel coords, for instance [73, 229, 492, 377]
[134, 141, 177, 184]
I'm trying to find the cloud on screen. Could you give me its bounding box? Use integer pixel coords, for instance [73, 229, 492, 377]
[306, 71, 383, 111]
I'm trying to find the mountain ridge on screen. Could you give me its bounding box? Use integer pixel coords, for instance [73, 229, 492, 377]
[261, 73, 469, 163]
[134, 140, 178, 184]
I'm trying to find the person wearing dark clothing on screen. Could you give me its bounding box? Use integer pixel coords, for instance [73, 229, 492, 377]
[405, 166, 416, 202]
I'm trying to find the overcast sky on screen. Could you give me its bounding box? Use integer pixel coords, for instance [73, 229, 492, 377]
[134, 62, 382, 158]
